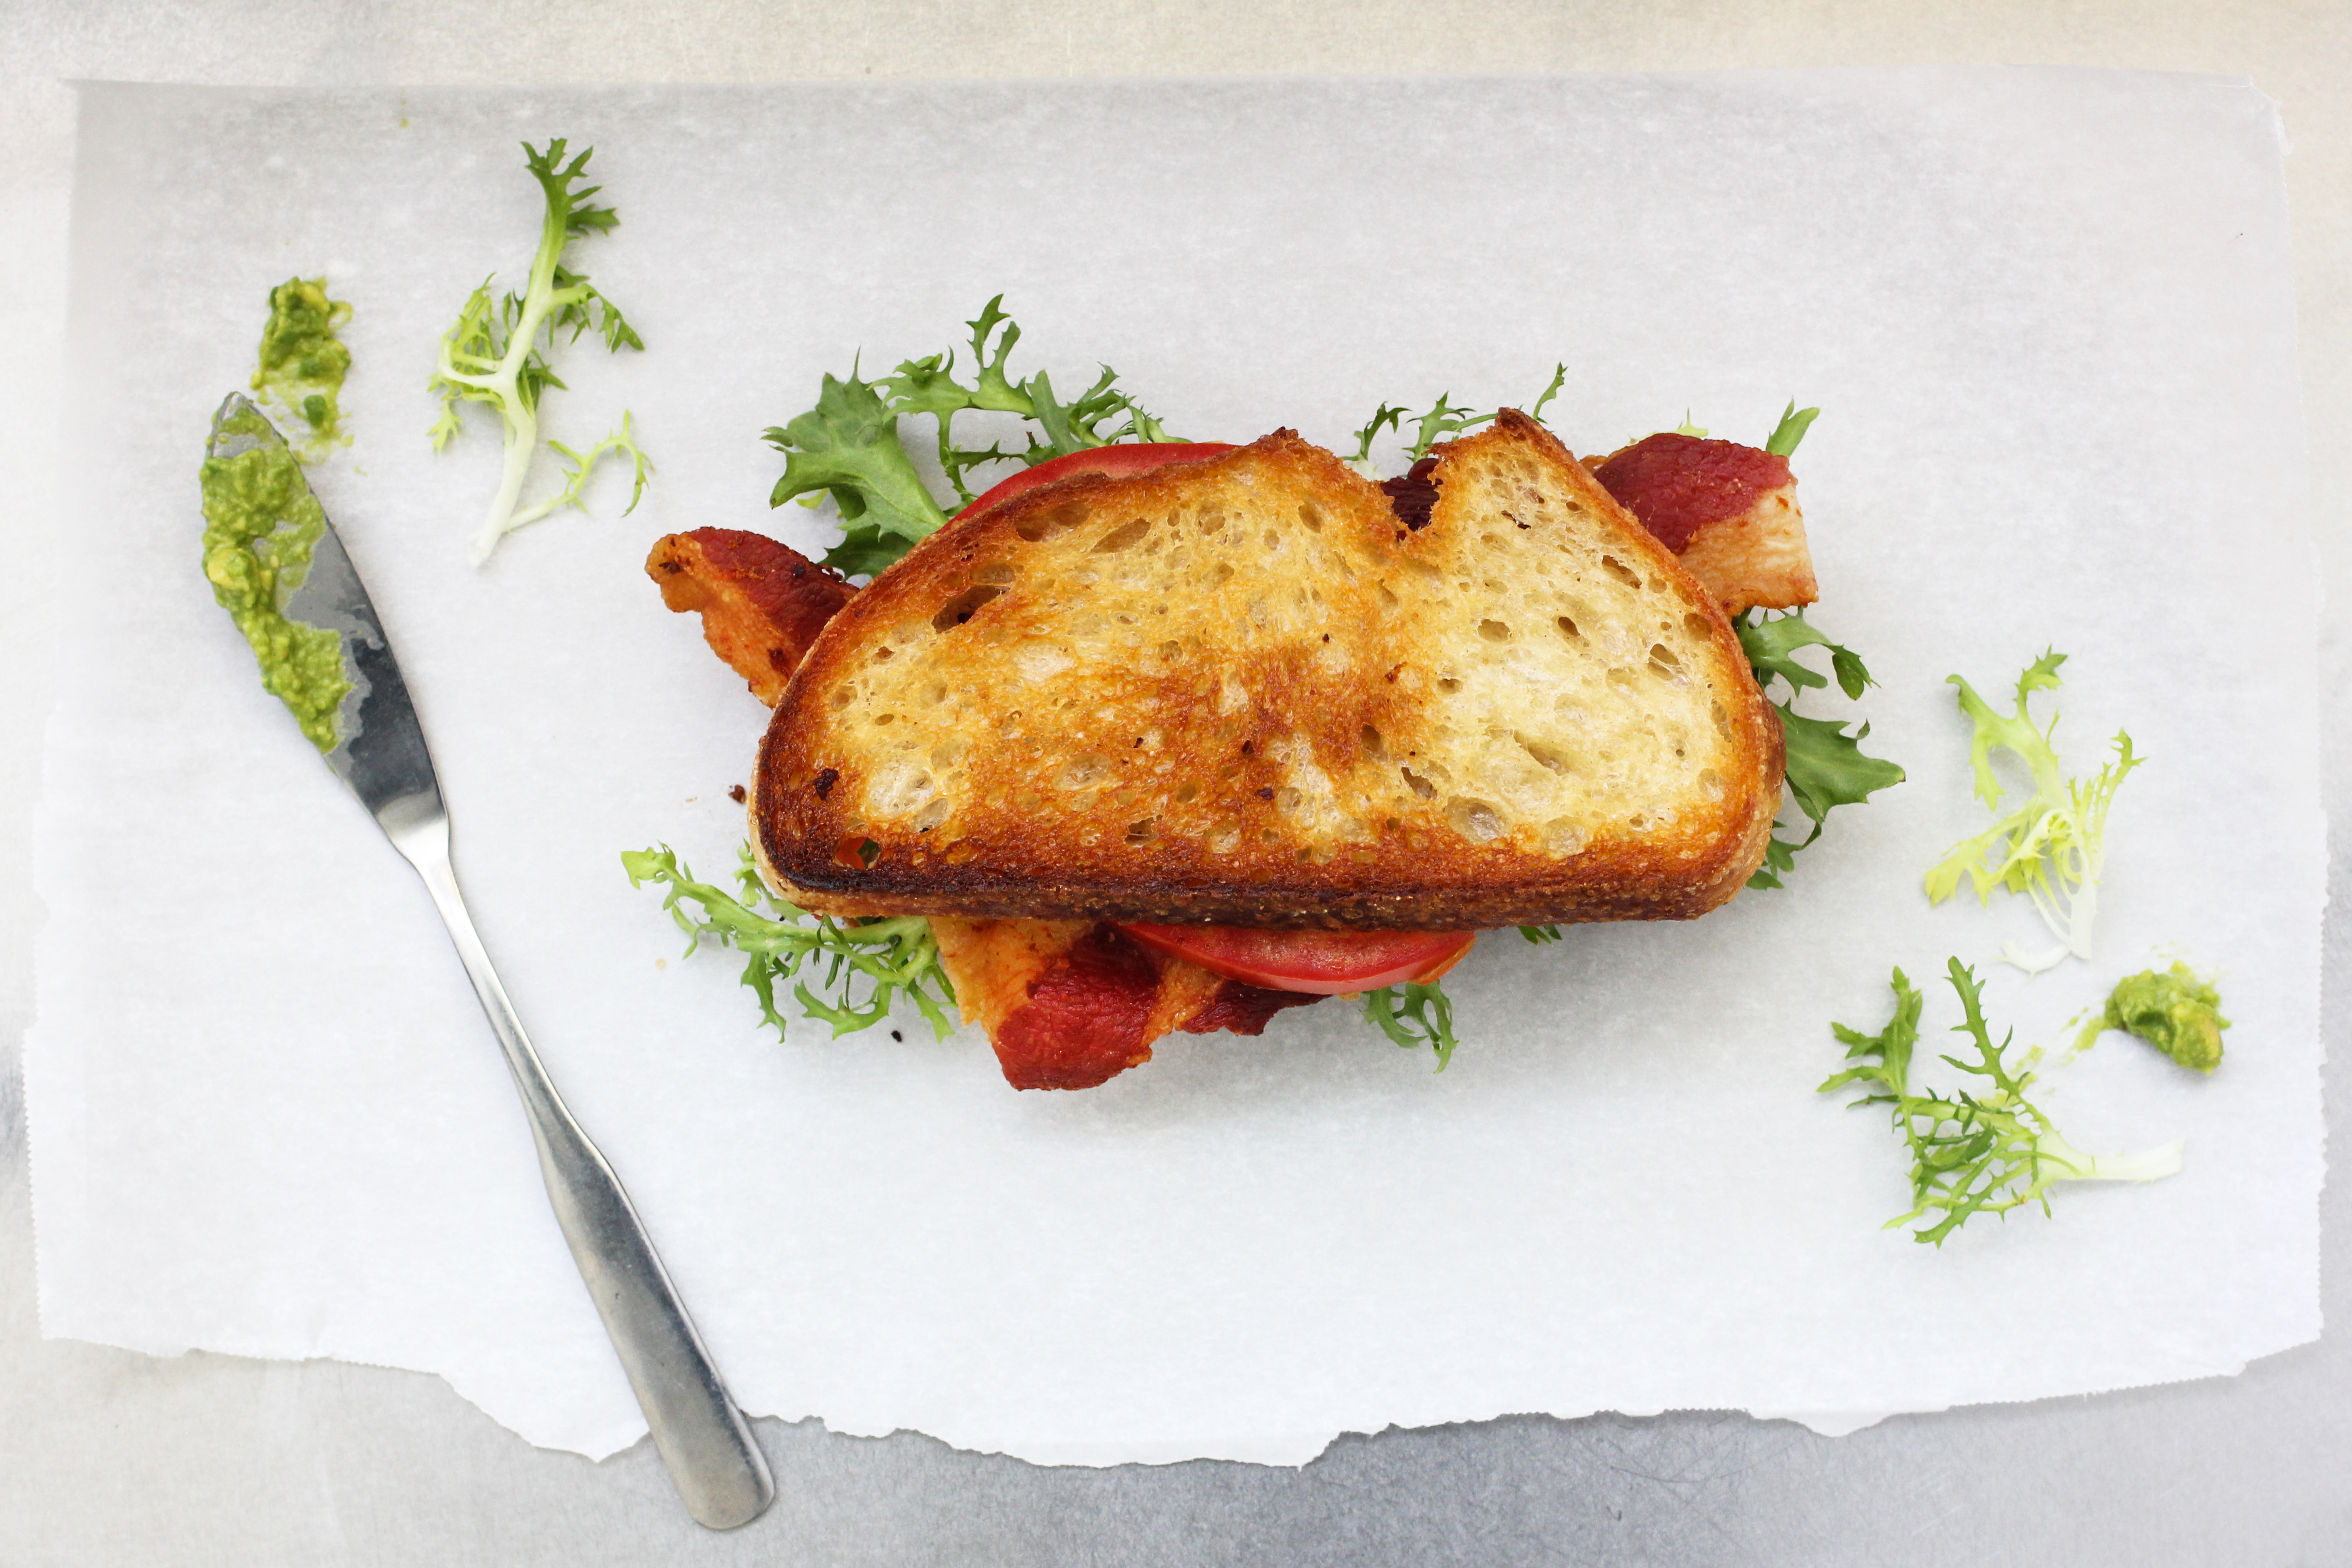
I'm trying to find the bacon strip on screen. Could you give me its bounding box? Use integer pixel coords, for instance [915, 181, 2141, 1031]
[932, 916, 1327, 1089]
[986, 926, 1163, 1089]
[647, 529, 857, 706]
[930, 917, 1096, 1040]
[1180, 981, 1324, 1037]
[1590, 433, 1818, 616]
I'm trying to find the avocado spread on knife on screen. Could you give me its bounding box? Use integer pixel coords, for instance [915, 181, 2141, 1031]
[199, 401, 349, 751]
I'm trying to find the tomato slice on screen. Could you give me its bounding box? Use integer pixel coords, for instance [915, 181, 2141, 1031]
[955, 442, 1237, 525]
[1116, 925, 1478, 996]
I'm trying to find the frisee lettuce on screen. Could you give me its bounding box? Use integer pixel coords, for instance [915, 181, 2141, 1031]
[764, 296, 1174, 577]
[1345, 365, 1569, 467]
[1362, 980, 1461, 1069]
[1402, 393, 1493, 458]
[1763, 399, 1820, 456]
[1344, 403, 1407, 467]
[429, 138, 649, 566]
[1824, 960, 2182, 1246]
[1661, 402, 1818, 451]
[1923, 650, 2139, 973]
[623, 844, 956, 1040]
[1737, 610, 1905, 888]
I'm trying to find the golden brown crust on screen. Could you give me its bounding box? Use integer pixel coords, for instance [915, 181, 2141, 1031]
[753, 415, 1782, 928]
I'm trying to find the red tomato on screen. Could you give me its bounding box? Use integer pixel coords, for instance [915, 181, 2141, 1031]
[955, 442, 1237, 524]
[1116, 925, 1478, 995]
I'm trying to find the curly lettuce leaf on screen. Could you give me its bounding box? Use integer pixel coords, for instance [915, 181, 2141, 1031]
[428, 138, 648, 565]
[1923, 650, 2140, 971]
[764, 371, 952, 546]
[764, 296, 1176, 576]
[1738, 610, 1905, 889]
[818, 520, 923, 581]
[1345, 403, 1408, 468]
[1738, 610, 1870, 701]
[1362, 980, 1461, 1070]
[624, 844, 955, 1040]
[1825, 960, 2181, 1246]
[1347, 364, 1569, 471]
[1402, 393, 1495, 459]
[1764, 399, 1821, 457]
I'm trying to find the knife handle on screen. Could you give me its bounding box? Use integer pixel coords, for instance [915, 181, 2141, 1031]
[391, 808, 775, 1531]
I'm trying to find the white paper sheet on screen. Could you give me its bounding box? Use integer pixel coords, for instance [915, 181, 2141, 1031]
[26, 71, 2322, 1464]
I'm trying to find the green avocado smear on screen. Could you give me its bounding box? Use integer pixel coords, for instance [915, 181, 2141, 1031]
[2079, 963, 2230, 1074]
[200, 402, 350, 751]
[252, 277, 352, 449]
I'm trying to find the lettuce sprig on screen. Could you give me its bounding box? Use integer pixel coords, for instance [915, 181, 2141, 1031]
[1738, 611, 1906, 888]
[1344, 367, 1568, 468]
[430, 139, 649, 565]
[764, 297, 1174, 576]
[623, 844, 955, 1040]
[1361, 981, 1461, 1069]
[1924, 651, 2138, 972]
[1825, 960, 2181, 1245]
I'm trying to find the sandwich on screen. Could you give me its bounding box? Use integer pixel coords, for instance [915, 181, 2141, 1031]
[649, 403, 1840, 1090]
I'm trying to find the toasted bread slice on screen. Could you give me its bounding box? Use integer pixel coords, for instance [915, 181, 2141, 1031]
[753, 412, 1781, 928]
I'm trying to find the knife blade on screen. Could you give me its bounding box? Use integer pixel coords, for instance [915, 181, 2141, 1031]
[204, 393, 775, 1530]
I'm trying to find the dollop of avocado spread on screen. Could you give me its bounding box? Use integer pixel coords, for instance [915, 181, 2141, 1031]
[2079, 963, 2230, 1074]
[251, 277, 352, 449]
[200, 403, 350, 752]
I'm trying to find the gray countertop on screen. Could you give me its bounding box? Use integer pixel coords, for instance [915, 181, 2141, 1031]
[4, 3, 2350, 1563]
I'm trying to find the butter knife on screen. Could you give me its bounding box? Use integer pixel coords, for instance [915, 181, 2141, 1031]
[205, 393, 775, 1530]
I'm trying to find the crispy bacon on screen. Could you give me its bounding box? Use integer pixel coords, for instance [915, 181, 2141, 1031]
[987, 926, 1164, 1090]
[1590, 433, 1818, 616]
[930, 917, 1095, 1039]
[647, 529, 857, 706]
[1181, 981, 1324, 1037]
[932, 916, 1327, 1089]
[1592, 433, 1789, 551]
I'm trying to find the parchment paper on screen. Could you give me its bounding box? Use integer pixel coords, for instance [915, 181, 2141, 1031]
[27, 71, 2322, 1464]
